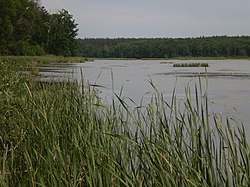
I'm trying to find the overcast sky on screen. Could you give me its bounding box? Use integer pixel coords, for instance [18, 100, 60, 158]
[40, 0, 250, 38]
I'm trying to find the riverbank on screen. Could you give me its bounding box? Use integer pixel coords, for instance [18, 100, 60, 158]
[95, 56, 250, 60]
[1, 56, 249, 64]
[0, 55, 94, 64]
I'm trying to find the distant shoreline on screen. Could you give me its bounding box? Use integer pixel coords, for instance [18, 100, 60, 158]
[1, 56, 250, 64]
[93, 57, 250, 60]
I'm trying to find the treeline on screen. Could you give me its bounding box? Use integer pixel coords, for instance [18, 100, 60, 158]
[77, 36, 250, 58]
[0, 0, 78, 56]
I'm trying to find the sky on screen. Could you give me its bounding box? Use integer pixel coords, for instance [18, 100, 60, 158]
[40, 0, 250, 38]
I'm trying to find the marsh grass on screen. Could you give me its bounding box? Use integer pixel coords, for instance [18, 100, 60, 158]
[0, 62, 249, 186]
[173, 63, 209, 67]
[0, 56, 93, 85]
[0, 56, 93, 65]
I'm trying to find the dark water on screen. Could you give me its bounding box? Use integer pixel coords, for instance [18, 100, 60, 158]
[38, 59, 250, 140]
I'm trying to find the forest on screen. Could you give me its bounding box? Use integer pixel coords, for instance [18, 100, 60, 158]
[1, 0, 250, 59]
[77, 36, 250, 58]
[0, 0, 78, 56]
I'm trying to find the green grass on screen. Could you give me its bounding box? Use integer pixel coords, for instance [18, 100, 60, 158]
[0, 61, 249, 186]
[0, 56, 93, 82]
[173, 62, 209, 67]
[0, 55, 93, 64]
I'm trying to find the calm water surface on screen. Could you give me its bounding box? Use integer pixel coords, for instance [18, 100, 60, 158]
[39, 59, 250, 139]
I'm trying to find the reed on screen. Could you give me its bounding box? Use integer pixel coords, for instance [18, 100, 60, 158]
[173, 63, 209, 67]
[0, 55, 93, 65]
[0, 62, 249, 186]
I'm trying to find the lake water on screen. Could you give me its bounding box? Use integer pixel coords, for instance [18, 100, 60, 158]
[39, 59, 250, 139]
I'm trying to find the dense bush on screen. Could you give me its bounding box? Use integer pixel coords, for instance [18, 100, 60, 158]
[9, 41, 46, 56]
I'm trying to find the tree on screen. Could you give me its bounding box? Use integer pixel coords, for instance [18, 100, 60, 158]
[0, 0, 79, 56]
[0, 0, 16, 54]
[46, 9, 78, 56]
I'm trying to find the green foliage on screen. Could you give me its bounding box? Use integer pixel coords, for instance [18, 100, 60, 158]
[77, 36, 250, 58]
[9, 41, 46, 56]
[0, 0, 15, 54]
[0, 0, 78, 56]
[46, 9, 78, 56]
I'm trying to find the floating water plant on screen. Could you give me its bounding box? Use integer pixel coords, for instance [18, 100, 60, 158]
[173, 62, 209, 67]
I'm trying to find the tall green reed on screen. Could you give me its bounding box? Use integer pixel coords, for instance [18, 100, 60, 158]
[0, 62, 249, 186]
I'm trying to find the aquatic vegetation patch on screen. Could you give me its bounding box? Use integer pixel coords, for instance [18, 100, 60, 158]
[173, 62, 209, 67]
